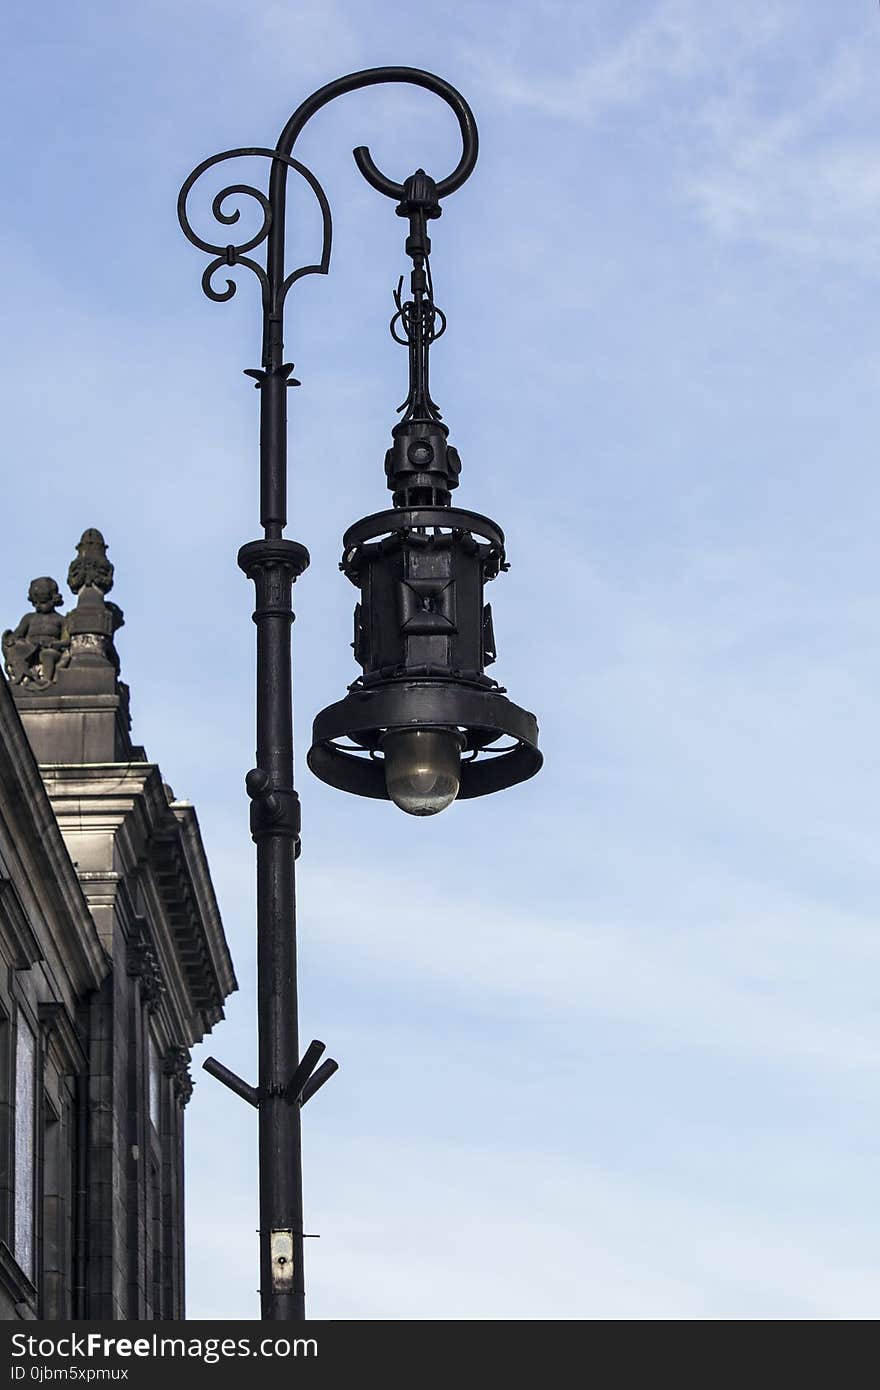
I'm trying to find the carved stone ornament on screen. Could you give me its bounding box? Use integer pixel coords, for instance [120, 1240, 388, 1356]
[127, 924, 165, 1013]
[65, 529, 124, 673]
[1, 577, 71, 689]
[163, 1045, 194, 1105]
[68, 527, 115, 595]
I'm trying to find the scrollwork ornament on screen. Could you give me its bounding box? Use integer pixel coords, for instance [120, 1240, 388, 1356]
[177, 146, 331, 310]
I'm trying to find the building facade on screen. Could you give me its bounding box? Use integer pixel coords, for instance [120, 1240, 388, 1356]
[0, 529, 236, 1319]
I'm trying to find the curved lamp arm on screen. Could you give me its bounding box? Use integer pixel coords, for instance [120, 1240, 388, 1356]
[275, 66, 478, 199]
[178, 66, 478, 539]
[178, 66, 477, 335]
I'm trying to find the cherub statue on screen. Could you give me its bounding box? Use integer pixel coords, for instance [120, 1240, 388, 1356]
[2, 577, 71, 688]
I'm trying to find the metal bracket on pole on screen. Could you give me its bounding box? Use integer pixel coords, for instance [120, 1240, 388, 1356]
[204, 1044, 338, 1110]
[285, 1039, 326, 1102]
[286, 1039, 339, 1105]
[202, 1056, 259, 1107]
[301, 1059, 339, 1105]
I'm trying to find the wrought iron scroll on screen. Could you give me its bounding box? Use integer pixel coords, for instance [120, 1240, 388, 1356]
[177, 146, 332, 312]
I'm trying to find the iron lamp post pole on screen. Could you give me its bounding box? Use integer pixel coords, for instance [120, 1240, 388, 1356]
[179, 68, 482, 1321]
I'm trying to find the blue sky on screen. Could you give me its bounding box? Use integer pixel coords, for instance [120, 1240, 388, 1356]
[3, 0, 880, 1319]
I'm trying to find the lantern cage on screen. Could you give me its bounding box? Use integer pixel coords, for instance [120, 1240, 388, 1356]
[308, 486, 542, 806]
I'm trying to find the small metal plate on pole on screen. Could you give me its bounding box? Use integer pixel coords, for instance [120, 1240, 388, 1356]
[270, 1229, 294, 1294]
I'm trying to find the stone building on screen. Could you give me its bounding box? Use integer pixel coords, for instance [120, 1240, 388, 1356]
[0, 530, 236, 1319]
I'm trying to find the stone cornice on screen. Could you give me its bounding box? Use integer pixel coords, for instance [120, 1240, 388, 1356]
[169, 802, 237, 1009]
[0, 675, 107, 996]
[39, 761, 234, 1045]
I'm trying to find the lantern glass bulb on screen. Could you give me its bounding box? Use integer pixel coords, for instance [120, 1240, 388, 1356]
[381, 727, 463, 816]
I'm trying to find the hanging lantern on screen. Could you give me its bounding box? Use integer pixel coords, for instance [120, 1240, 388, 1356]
[308, 172, 542, 814]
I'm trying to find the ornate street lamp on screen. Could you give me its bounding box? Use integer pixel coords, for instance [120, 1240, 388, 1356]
[178, 67, 541, 1321]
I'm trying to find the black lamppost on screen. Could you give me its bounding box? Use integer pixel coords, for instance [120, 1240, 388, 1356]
[178, 67, 541, 1322]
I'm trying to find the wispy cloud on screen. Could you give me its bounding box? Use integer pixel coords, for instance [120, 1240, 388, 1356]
[461, 1, 880, 270]
[685, 43, 880, 267]
[459, 1, 787, 124]
[298, 857, 880, 1076]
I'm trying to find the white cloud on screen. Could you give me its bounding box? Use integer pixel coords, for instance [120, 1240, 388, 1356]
[461, 2, 880, 270]
[684, 39, 880, 266]
[460, 0, 787, 124]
